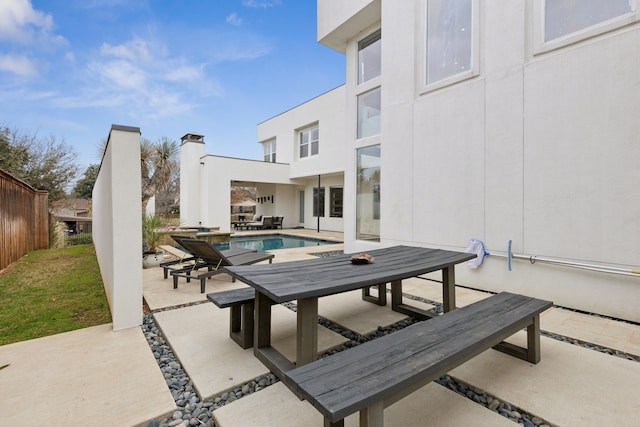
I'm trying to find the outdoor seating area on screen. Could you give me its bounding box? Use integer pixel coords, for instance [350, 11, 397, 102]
[2, 232, 639, 426]
[141, 236, 640, 427]
[233, 215, 284, 230]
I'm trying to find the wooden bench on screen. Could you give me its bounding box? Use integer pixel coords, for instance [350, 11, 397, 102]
[207, 288, 256, 349]
[284, 292, 552, 427]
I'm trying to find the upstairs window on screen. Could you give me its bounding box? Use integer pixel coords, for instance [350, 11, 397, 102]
[545, 0, 633, 42]
[535, 0, 638, 53]
[299, 125, 319, 158]
[426, 0, 474, 86]
[263, 139, 276, 163]
[358, 30, 381, 84]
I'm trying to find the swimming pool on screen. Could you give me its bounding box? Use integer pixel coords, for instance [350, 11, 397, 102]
[214, 234, 338, 253]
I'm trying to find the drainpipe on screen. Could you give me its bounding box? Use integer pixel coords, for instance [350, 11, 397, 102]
[317, 175, 320, 233]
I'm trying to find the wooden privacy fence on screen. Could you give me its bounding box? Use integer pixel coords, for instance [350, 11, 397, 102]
[0, 169, 49, 271]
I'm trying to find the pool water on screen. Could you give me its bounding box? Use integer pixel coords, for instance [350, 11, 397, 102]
[214, 234, 337, 253]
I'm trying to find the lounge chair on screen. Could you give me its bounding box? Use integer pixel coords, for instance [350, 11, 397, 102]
[244, 215, 273, 230]
[159, 235, 255, 279]
[170, 238, 275, 293]
[272, 216, 283, 229]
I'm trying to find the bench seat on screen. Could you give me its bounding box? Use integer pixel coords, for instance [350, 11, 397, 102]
[284, 291, 552, 427]
[207, 288, 256, 349]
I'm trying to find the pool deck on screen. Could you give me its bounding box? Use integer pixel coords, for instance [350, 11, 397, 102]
[1, 229, 639, 426]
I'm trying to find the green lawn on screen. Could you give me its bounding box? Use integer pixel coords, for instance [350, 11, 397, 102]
[0, 244, 111, 346]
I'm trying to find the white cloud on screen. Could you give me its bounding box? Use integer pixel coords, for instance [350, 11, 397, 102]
[165, 65, 204, 82]
[100, 38, 152, 62]
[0, 0, 68, 50]
[89, 58, 147, 90]
[0, 53, 38, 76]
[226, 12, 242, 26]
[242, 0, 282, 8]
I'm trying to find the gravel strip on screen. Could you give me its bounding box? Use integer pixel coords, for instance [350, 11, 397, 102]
[143, 312, 279, 427]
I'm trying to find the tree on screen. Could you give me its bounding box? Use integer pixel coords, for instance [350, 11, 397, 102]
[0, 127, 79, 202]
[72, 164, 100, 199]
[154, 164, 180, 215]
[140, 137, 179, 213]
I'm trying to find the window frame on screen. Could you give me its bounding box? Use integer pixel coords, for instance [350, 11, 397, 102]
[533, 0, 639, 54]
[358, 29, 382, 85]
[417, 0, 480, 94]
[357, 86, 381, 140]
[329, 186, 343, 218]
[298, 124, 319, 159]
[356, 144, 381, 242]
[262, 139, 276, 163]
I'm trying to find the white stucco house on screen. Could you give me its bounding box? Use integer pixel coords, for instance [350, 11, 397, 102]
[180, 0, 639, 323]
[180, 85, 346, 234]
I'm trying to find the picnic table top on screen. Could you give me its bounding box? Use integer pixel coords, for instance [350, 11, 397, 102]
[225, 245, 476, 303]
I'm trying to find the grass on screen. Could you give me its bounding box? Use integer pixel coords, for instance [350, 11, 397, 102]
[0, 244, 111, 346]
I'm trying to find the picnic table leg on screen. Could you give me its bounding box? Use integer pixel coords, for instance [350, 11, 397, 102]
[442, 266, 456, 312]
[390, 279, 403, 311]
[297, 297, 318, 366]
[254, 291, 272, 350]
[527, 314, 542, 363]
[360, 401, 384, 427]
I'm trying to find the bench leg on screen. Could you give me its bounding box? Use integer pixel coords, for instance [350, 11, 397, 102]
[493, 314, 543, 364]
[360, 401, 384, 427]
[362, 283, 387, 306]
[173, 275, 179, 289]
[230, 301, 254, 349]
[324, 419, 344, 427]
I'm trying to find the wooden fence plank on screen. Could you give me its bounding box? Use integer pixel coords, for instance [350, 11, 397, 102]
[0, 169, 49, 271]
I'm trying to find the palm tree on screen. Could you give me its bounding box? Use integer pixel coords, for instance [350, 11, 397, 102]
[141, 137, 179, 213]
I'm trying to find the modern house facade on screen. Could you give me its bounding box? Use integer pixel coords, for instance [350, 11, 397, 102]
[180, 85, 346, 233]
[181, 0, 639, 323]
[318, 0, 640, 323]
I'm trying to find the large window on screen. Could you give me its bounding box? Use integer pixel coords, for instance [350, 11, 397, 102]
[535, 0, 637, 53]
[358, 30, 381, 84]
[263, 139, 276, 162]
[545, 0, 632, 41]
[426, 0, 474, 86]
[356, 145, 380, 241]
[313, 187, 325, 217]
[357, 87, 381, 139]
[330, 187, 343, 218]
[299, 125, 319, 158]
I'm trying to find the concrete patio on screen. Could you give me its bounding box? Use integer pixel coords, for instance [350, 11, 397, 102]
[0, 230, 638, 426]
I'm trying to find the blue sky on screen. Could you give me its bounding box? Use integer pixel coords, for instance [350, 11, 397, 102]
[0, 0, 345, 174]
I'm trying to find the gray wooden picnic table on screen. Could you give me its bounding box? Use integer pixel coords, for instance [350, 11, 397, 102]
[224, 245, 476, 378]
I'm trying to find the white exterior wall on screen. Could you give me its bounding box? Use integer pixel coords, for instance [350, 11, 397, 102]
[320, 1, 640, 321]
[257, 86, 346, 179]
[93, 125, 142, 331]
[199, 156, 293, 232]
[317, 0, 381, 52]
[179, 140, 206, 227]
[256, 85, 347, 233]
